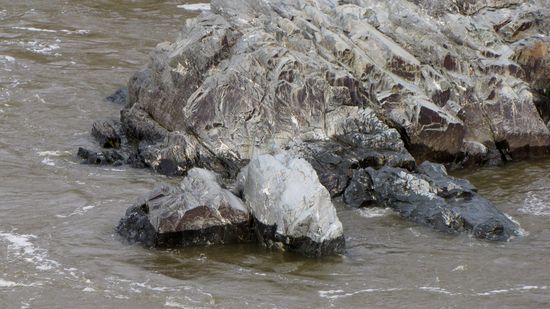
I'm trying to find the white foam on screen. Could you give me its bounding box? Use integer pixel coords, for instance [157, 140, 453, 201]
[0, 279, 18, 287]
[319, 287, 402, 299]
[0, 278, 41, 288]
[476, 285, 548, 296]
[12, 27, 89, 35]
[107, 168, 126, 172]
[0, 55, 15, 62]
[504, 213, 529, 237]
[0, 232, 60, 272]
[60, 29, 90, 35]
[177, 3, 211, 11]
[419, 286, 458, 295]
[357, 207, 392, 218]
[165, 298, 186, 308]
[38, 150, 71, 157]
[13, 26, 57, 33]
[519, 192, 550, 216]
[41, 158, 56, 166]
[56, 205, 95, 218]
[22, 40, 60, 55]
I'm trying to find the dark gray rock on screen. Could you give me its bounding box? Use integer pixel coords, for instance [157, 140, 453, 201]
[294, 107, 415, 196]
[346, 162, 521, 240]
[343, 168, 376, 208]
[117, 168, 253, 247]
[77, 147, 124, 166]
[91, 119, 121, 149]
[106, 87, 128, 105]
[240, 153, 345, 257]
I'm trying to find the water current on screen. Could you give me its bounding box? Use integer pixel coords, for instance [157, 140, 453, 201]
[0, 1, 549, 308]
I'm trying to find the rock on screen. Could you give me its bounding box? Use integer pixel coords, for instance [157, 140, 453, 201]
[295, 107, 415, 197]
[77, 147, 125, 166]
[106, 87, 128, 105]
[77, 146, 146, 168]
[116, 168, 253, 247]
[106, 0, 550, 176]
[240, 153, 345, 257]
[343, 169, 376, 208]
[82, 0, 549, 243]
[120, 108, 167, 144]
[91, 119, 121, 149]
[138, 132, 246, 178]
[346, 162, 521, 240]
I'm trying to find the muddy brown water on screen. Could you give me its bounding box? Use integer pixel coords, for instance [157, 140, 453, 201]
[1, 1, 549, 308]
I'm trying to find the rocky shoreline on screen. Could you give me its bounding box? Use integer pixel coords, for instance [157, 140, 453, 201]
[80, 0, 549, 256]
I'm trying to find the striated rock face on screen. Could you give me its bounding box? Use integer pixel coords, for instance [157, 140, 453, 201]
[121, 0, 550, 172]
[345, 162, 521, 240]
[116, 168, 253, 247]
[239, 153, 345, 257]
[91, 119, 122, 149]
[84, 0, 549, 245]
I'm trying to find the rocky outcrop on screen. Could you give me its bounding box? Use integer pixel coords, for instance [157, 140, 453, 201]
[117, 168, 253, 247]
[118, 0, 550, 172]
[238, 153, 345, 257]
[91, 119, 121, 149]
[117, 160, 345, 257]
[81, 0, 548, 245]
[345, 162, 520, 240]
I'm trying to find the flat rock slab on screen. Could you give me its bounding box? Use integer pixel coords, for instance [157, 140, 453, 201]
[241, 153, 345, 257]
[117, 168, 253, 247]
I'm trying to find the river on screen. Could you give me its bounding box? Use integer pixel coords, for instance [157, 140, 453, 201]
[1, 1, 549, 308]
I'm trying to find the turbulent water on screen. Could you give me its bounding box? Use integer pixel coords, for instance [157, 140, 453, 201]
[1, 1, 550, 308]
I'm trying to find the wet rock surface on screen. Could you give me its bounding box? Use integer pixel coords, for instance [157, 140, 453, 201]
[79, 0, 549, 247]
[105, 87, 128, 105]
[346, 162, 521, 240]
[117, 168, 253, 247]
[240, 153, 345, 257]
[91, 119, 121, 149]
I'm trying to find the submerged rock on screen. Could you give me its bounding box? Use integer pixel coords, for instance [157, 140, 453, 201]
[77, 147, 125, 166]
[106, 87, 128, 105]
[117, 168, 253, 247]
[240, 153, 345, 257]
[345, 162, 521, 240]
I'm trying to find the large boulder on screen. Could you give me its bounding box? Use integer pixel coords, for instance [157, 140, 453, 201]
[108, 0, 550, 175]
[239, 153, 345, 257]
[117, 168, 253, 247]
[344, 162, 521, 240]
